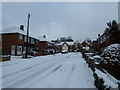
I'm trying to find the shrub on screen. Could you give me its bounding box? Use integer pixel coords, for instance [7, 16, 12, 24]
[93, 73, 108, 90]
[101, 44, 120, 80]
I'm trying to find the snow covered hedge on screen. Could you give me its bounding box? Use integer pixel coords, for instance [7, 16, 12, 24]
[101, 44, 120, 63]
[100, 44, 120, 80]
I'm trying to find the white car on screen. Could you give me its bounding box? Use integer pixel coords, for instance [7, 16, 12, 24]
[61, 50, 68, 54]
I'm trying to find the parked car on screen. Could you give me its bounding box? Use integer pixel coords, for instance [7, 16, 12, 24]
[61, 50, 68, 54]
[93, 55, 101, 65]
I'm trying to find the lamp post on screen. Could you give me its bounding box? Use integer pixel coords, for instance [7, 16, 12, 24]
[25, 13, 30, 58]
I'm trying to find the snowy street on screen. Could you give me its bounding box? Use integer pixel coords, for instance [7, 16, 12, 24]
[2, 52, 95, 88]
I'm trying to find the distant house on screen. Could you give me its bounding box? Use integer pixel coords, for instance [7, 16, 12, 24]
[1, 25, 39, 55]
[37, 35, 54, 52]
[81, 40, 90, 50]
[61, 41, 75, 52]
[90, 40, 100, 52]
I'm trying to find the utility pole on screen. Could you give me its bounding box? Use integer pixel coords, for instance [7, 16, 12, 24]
[25, 13, 30, 58]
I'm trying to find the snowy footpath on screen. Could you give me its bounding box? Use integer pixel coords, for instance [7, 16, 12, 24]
[1, 52, 95, 88]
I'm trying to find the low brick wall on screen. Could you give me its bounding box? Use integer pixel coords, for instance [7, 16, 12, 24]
[33, 53, 43, 56]
[1, 55, 11, 62]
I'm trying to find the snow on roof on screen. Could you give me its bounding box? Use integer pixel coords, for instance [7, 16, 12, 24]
[37, 36, 51, 42]
[1, 26, 27, 35]
[85, 40, 91, 45]
[55, 41, 74, 46]
[1, 26, 39, 40]
[66, 42, 74, 45]
[61, 42, 74, 46]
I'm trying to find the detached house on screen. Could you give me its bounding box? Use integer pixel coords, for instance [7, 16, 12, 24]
[61, 41, 75, 52]
[1, 25, 39, 55]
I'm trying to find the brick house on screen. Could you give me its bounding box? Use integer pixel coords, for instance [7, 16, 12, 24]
[92, 30, 119, 53]
[1, 25, 39, 55]
[37, 35, 54, 52]
[81, 40, 91, 50]
[97, 33, 110, 52]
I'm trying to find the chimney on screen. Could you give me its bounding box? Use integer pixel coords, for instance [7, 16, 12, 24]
[20, 25, 24, 31]
[98, 34, 100, 37]
[43, 35, 46, 38]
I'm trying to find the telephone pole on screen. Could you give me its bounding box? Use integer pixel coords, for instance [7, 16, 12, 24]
[25, 13, 30, 58]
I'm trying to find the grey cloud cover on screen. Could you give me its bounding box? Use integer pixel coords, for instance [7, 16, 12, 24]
[2, 2, 118, 41]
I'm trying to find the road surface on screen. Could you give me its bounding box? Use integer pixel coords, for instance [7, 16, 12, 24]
[2, 52, 95, 88]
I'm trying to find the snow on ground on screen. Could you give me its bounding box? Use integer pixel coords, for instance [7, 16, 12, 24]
[1, 52, 95, 88]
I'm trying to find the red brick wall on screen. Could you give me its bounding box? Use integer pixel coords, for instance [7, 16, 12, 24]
[81, 42, 88, 47]
[2, 33, 19, 55]
[38, 41, 48, 51]
[93, 41, 100, 51]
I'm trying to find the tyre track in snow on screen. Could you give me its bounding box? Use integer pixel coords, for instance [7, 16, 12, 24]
[23, 54, 75, 88]
[62, 54, 77, 88]
[3, 54, 72, 88]
[2, 58, 56, 78]
[64, 53, 95, 88]
[3, 55, 65, 87]
[20, 54, 75, 88]
[2, 54, 63, 78]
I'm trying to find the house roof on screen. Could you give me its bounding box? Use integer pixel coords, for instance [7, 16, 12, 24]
[37, 36, 51, 42]
[56, 41, 74, 46]
[1, 26, 39, 40]
[66, 42, 74, 45]
[1, 26, 27, 35]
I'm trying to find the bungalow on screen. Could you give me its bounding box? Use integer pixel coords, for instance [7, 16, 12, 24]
[1, 25, 39, 55]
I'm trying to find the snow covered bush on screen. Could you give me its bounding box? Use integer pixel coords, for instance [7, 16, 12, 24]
[101, 44, 120, 63]
[100, 44, 120, 80]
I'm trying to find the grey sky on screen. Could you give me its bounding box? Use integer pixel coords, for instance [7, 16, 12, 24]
[2, 2, 118, 41]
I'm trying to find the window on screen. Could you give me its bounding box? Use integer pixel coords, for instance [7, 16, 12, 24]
[23, 46, 26, 53]
[31, 38, 34, 44]
[19, 34, 23, 40]
[24, 36, 27, 42]
[11, 45, 15, 55]
[36, 40, 39, 43]
[17, 45, 22, 55]
[28, 37, 31, 43]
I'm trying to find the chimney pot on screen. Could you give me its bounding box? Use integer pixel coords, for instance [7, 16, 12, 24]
[20, 25, 24, 31]
[98, 34, 100, 37]
[43, 35, 46, 38]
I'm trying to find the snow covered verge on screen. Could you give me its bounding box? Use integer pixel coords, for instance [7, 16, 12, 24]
[94, 69, 119, 89]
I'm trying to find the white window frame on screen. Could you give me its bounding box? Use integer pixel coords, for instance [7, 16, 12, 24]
[24, 36, 27, 42]
[17, 45, 22, 55]
[31, 38, 34, 44]
[19, 34, 23, 40]
[11, 45, 15, 55]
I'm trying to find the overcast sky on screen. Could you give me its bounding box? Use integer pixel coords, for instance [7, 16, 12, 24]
[2, 2, 118, 41]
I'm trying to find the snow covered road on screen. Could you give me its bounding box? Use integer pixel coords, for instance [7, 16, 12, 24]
[2, 52, 95, 88]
